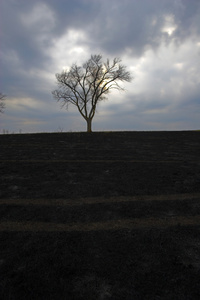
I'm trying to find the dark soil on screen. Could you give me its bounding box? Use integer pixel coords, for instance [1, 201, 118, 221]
[0, 131, 200, 299]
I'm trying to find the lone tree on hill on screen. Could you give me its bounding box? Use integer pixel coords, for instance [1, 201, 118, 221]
[0, 93, 6, 114]
[52, 54, 132, 132]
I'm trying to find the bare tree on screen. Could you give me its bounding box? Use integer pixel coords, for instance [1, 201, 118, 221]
[52, 54, 132, 132]
[0, 93, 6, 113]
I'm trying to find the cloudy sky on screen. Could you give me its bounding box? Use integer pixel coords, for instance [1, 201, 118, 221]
[0, 0, 200, 133]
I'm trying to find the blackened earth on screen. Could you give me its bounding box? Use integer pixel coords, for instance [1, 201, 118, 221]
[0, 131, 200, 299]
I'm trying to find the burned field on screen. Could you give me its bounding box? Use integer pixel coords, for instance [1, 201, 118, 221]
[0, 131, 200, 299]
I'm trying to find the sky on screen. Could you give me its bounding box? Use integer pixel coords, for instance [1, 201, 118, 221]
[0, 0, 200, 133]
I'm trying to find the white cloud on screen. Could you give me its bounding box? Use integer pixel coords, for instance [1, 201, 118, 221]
[95, 34, 200, 130]
[48, 28, 90, 72]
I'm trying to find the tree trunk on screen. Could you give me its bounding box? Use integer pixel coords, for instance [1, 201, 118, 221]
[86, 118, 92, 132]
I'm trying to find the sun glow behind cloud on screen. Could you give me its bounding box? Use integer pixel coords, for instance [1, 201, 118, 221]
[162, 14, 177, 36]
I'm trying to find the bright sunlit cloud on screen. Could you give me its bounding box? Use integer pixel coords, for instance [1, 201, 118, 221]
[49, 29, 89, 71]
[162, 14, 177, 36]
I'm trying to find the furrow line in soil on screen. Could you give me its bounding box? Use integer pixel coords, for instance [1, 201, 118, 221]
[1, 215, 200, 232]
[1, 159, 198, 163]
[0, 193, 199, 206]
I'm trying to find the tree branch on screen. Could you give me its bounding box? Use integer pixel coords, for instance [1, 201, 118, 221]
[52, 54, 132, 132]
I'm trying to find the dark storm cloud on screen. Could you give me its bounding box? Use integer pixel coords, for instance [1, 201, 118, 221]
[0, 0, 98, 83]
[2, 0, 198, 66]
[47, 0, 99, 30]
[85, 0, 200, 56]
[0, 1, 46, 69]
[1, 0, 199, 70]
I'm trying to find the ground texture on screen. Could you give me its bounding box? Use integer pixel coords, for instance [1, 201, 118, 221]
[0, 131, 200, 299]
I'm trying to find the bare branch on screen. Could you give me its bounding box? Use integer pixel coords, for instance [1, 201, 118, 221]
[52, 54, 132, 132]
